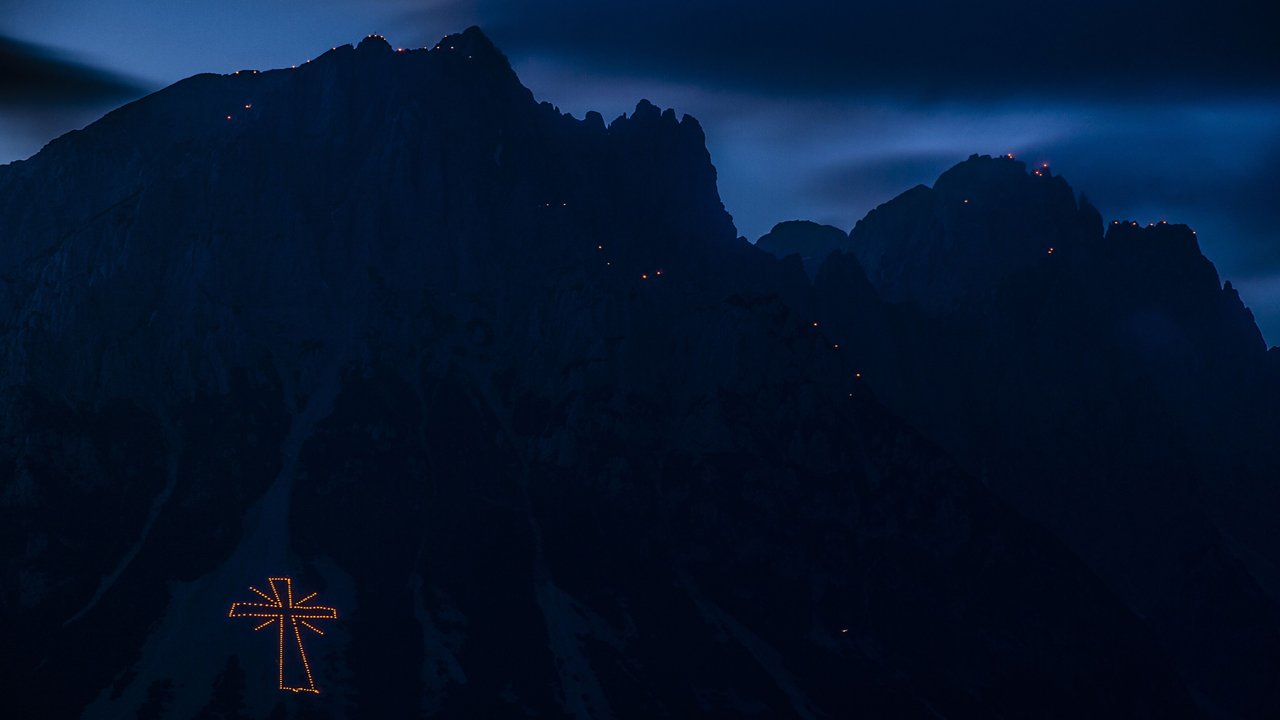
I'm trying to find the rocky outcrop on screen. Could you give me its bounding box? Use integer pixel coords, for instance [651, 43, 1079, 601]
[848, 154, 1102, 315]
[755, 220, 848, 278]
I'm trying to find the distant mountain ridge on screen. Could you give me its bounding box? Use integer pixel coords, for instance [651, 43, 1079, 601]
[1, 28, 1274, 719]
[754, 220, 849, 278]
[782, 153, 1280, 720]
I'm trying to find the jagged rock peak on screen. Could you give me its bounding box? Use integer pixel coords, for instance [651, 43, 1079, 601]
[1106, 218, 1214, 268]
[431, 26, 510, 67]
[846, 152, 1102, 312]
[756, 220, 850, 279]
[1105, 218, 1199, 246]
[633, 98, 663, 123]
[607, 98, 704, 137]
[933, 152, 1071, 198]
[356, 34, 393, 53]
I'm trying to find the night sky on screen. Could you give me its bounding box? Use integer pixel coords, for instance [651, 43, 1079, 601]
[3, 0, 1278, 342]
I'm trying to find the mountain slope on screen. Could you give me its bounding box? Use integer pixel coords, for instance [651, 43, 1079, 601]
[0, 29, 1204, 719]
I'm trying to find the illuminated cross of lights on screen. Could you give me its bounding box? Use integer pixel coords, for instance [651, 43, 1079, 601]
[228, 577, 337, 694]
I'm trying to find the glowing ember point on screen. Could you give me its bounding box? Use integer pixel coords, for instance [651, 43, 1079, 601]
[1047, 247, 1054, 255]
[812, 321, 819, 328]
[244, 104, 252, 109]
[655, 269, 663, 276]
[855, 372, 862, 378]
[229, 577, 337, 694]
[641, 274, 648, 280]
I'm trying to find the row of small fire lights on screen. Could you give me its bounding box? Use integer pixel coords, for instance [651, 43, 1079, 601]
[227, 34, 473, 75]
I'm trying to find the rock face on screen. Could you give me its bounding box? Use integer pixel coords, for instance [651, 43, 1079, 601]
[817, 156, 1280, 719]
[0, 28, 1256, 720]
[847, 154, 1103, 315]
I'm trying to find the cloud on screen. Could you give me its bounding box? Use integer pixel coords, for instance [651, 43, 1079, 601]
[0, 35, 148, 163]
[404, 0, 1280, 100]
[0, 35, 146, 108]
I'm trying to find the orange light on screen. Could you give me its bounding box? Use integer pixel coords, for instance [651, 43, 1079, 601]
[655, 269, 663, 276]
[1047, 247, 1054, 255]
[641, 274, 648, 280]
[229, 577, 337, 694]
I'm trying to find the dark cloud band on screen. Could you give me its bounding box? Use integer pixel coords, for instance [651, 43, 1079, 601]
[438, 0, 1280, 99]
[0, 35, 146, 107]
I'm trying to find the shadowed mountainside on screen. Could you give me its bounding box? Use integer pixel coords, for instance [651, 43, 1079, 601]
[1, 28, 1271, 719]
[766, 154, 1280, 719]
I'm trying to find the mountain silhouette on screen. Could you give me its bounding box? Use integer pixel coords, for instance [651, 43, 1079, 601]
[754, 220, 849, 278]
[0, 28, 1273, 719]
[813, 154, 1280, 719]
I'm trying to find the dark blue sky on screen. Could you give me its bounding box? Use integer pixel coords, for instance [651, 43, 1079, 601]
[2, 0, 1278, 342]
